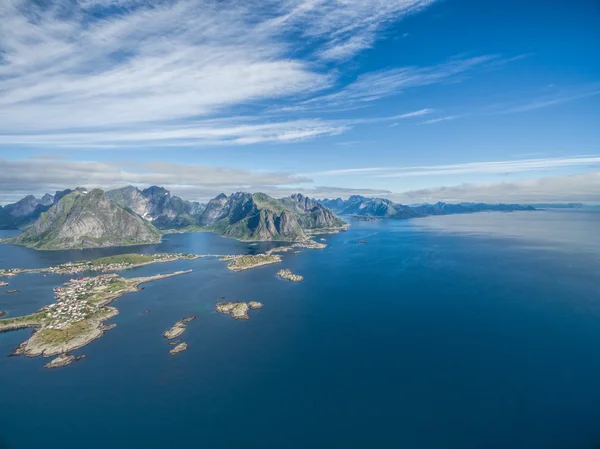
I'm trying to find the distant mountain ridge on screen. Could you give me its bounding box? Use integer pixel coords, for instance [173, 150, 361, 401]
[319, 196, 535, 219]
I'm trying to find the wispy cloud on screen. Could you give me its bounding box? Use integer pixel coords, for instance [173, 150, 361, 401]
[420, 115, 461, 125]
[491, 84, 600, 114]
[307, 156, 600, 178]
[296, 56, 498, 111]
[0, 109, 430, 147]
[379, 156, 600, 178]
[0, 0, 442, 148]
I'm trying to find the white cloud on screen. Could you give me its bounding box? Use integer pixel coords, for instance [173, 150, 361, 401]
[389, 170, 600, 204]
[298, 55, 497, 111]
[307, 156, 600, 179]
[0, 156, 393, 203]
[378, 156, 600, 178]
[0, 0, 442, 148]
[420, 115, 461, 125]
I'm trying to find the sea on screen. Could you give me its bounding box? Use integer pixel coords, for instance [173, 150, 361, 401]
[1, 209, 599, 449]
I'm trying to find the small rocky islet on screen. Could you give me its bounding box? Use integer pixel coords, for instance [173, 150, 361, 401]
[163, 316, 196, 340]
[215, 301, 263, 320]
[276, 269, 304, 282]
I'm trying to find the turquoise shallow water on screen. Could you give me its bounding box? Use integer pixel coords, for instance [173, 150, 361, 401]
[1, 210, 600, 449]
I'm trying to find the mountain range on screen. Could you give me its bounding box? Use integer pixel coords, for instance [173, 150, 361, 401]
[1, 187, 540, 250]
[1, 187, 346, 250]
[319, 195, 535, 219]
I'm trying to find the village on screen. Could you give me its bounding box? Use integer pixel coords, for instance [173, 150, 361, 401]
[42, 274, 118, 329]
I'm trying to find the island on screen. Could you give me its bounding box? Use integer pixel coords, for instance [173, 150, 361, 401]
[276, 269, 304, 282]
[0, 270, 192, 367]
[163, 316, 196, 340]
[221, 254, 282, 271]
[215, 301, 263, 320]
[170, 342, 188, 355]
[0, 253, 199, 278]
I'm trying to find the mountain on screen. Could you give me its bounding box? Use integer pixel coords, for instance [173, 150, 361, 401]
[412, 202, 535, 215]
[318, 196, 535, 220]
[106, 185, 205, 229]
[14, 189, 162, 250]
[199, 192, 307, 241]
[0, 195, 52, 229]
[321, 195, 419, 219]
[198, 192, 346, 241]
[279, 194, 346, 229]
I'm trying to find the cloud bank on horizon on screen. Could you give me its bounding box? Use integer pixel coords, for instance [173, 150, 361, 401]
[0, 0, 599, 204]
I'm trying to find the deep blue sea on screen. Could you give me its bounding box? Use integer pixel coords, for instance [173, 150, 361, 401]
[1, 210, 600, 449]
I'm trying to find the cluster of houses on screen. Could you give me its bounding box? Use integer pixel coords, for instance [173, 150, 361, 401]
[43, 274, 118, 329]
[0, 268, 24, 277]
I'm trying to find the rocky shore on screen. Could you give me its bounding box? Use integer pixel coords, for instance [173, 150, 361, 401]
[276, 269, 304, 282]
[0, 270, 192, 366]
[44, 353, 86, 369]
[215, 301, 263, 320]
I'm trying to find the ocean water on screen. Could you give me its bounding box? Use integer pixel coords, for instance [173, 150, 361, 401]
[1, 210, 599, 449]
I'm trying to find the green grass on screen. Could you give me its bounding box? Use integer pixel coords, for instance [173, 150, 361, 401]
[89, 254, 156, 266]
[0, 312, 47, 328]
[228, 254, 281, 269]
[35, 321, 92, 345]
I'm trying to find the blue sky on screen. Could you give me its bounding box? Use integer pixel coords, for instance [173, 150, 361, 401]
[0, 0, 599, 204]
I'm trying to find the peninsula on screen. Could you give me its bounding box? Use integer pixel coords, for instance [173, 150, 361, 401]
[0, 270, 192, 368]
[0, 253, 199, 278]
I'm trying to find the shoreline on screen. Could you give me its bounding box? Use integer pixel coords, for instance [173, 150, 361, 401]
[0, 270, 192, 364]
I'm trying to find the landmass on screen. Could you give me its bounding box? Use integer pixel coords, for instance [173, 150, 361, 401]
[221, 254, 282, 271]
[11, 188, 162, 250]
[0, 253, 198, 278]
[0, 270, 192, 366]
[276, 269, 304, 282]
[163, 316, 196, 339]
[215, 301, 263, 320]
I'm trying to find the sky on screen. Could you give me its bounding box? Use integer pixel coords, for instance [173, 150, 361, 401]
[0, 0, 599, 204]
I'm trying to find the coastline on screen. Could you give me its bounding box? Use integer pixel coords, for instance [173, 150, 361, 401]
[0, 270, 193, 364]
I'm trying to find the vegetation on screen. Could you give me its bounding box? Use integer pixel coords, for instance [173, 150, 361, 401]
[89, 253, 157, 266]
[35, 321, 92, 345]
[224, 254, 282, 271]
